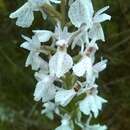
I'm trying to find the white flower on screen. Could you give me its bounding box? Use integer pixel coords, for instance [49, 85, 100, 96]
[25, 51, 44, 70]
[69, 0, 111, 28]
[55, 88, 76, 107]
[79, 86, 107, 118]
[68, 0, 111, 41]
[41, 101, 59, 119]
[9, 0, 60, 27]
[20, 35, 44, 70]
[68, 0, 94, 28]
[73, 43, 101, 84]
[84, 124, 107, 130]
[49, 23, 73, 78]
[73, 56, 93, 83]
[49, 50, 73, 78]
[79, 94, 107, 118]
[88, 6, 111, 41]
[33, 75, 56, 102]
[21, 30, 52, 70]
[55, 115, 72, 130]
[9, 2, 34, 28]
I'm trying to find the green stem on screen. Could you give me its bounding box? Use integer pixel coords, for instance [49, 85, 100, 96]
[42, 4, 62, 22]
[61, 0, 66, 25]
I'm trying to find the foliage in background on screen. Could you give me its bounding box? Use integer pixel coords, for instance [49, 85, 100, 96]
[0, 0, 130, 130]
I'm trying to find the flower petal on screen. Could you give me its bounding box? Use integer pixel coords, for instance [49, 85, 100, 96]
[95, 6, 110, 16]
[88, 23, 105, 41]
[79, 95, 107, 118]
[34, 76, 56, 102]
[25, 52, 42, 70]
[55, 89, 76, 107]
[73, 56, 92, 77]
[10, 2, 34, 28]
[33, 30, 53, 42]
[20, 41, 32, 50]
[94, 13, 111, 23]
[93, 59, 108, 72]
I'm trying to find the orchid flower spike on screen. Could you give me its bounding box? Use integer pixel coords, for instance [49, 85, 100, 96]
[10, 0, 111, 129]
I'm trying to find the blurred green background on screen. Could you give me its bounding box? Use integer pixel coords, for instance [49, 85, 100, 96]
[0, 0, 130, 130]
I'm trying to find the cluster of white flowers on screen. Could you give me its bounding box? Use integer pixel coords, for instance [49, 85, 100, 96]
[10, 0, 111, 129]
